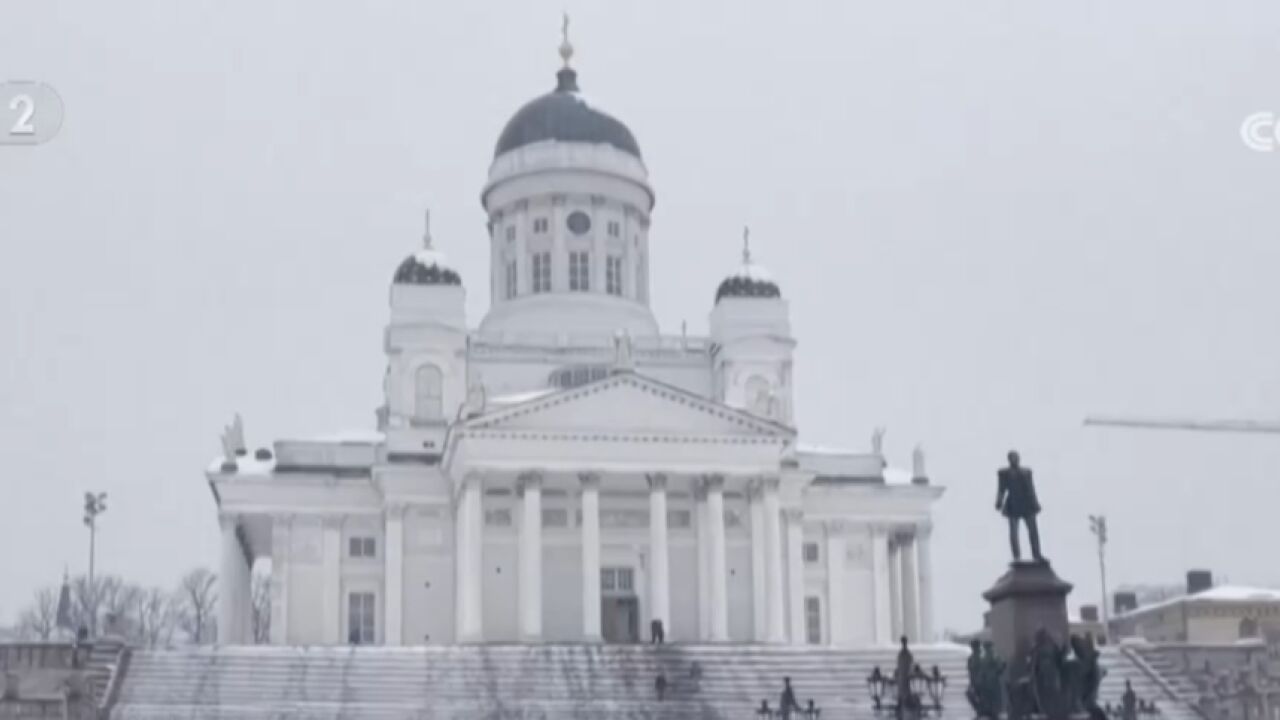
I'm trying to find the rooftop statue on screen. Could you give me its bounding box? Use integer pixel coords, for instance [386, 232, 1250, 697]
[996, 450, 1043, 562]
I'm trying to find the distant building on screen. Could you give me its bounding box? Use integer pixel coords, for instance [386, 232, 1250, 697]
[1109, 571, 1280, 644]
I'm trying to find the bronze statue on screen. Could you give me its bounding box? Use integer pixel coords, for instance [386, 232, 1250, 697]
[996, 450, 1043, 562]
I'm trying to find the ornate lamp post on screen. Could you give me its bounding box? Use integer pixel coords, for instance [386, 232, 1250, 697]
[82, 491, 107, 634]
[803, 699, 822, 718]
[867, 645, 947, 719]
[756, 699, 774, 718]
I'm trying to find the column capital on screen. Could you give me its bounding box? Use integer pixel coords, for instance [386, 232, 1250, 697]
[460, 472, 484, 490]
[646, 473, 668, 491]
[825, 518, 851, 535]
[269, 512, 295, 529]
[321, 515, 346, 531]
[578, 471, 601, 490]
[698, 474, 725, 493]
[517, 471, 543, 494]
[761, 476, 781, 494]
[384, 502, 409, 518]
[782, 508, 804, 524]
[915, 521, 934, 539]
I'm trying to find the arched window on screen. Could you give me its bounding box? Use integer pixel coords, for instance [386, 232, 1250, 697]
[414, 364, 443, 422]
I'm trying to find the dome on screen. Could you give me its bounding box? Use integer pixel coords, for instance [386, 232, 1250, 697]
[494, 67, 641, 159]
[715, 231, 781, 303]
[393, 210, 461, 286]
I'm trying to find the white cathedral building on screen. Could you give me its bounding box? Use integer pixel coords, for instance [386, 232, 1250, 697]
[209, 39, 942, 650]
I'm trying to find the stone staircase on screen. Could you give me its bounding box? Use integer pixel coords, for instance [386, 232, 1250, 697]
[106, 643, 1197, 720]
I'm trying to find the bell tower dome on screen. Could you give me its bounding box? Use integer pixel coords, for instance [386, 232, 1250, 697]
[478, 24, 658, 340]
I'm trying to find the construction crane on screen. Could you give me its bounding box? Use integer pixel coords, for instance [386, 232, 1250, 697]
[1083, 415, 1280, 435]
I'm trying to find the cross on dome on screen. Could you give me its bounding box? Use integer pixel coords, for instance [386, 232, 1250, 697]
[422, 207, 433, 250]
[559, 13, 574, 68]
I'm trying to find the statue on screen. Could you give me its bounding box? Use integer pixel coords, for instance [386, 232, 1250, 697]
[912, 445, 926, 479]
[231, 413, 246, 454]
[219, 425, 238, 471]
[872, 426, 886, 454]
[1121, 679, 1138, 720]
[1028, 628, 1068, 719]
[612, 330, 634, 372]
[996, 450, 1043, 562]
[1072, 634, 1107, 720]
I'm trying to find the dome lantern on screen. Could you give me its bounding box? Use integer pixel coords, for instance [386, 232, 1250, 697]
[714, 227, 782, 303]
[392, 208, 462, 286]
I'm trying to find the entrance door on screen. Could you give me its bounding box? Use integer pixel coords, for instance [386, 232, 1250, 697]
[601, 567, 639, 643]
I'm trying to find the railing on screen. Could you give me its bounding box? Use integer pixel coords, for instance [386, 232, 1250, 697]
[0, 643, 90, 672]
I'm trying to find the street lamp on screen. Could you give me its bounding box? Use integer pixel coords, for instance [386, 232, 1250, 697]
[1089, 514, 1109, 633]
[756, 699, 774, 718]
[82, 491, 107, 634]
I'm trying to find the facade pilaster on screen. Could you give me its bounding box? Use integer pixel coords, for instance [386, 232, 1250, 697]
[749, 481, 767, 640]
[518, 472, 544, 640]
[825, 520, 848, 646]
[870, 524, 893, 644]
[321, 515, 343, 645]
[763, 477, 786, 643]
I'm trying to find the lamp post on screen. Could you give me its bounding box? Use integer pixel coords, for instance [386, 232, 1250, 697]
[1088, 514, 1109, 633]
[82, 491, 107, 635]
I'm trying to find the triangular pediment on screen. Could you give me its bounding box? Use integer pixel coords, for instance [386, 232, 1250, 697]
[466, 372, 794, 438]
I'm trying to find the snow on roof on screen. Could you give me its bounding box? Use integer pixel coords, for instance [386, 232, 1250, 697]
[412, 247, 450, 268]
[1116, 585, 1280, 618]
[206, 452, 275, 477]
[728, 262, 774, 283]
[796, 443, 862, 456]
[883, 467, 913, 485]
[312, 429, 386, 444]
[488, 388, 557, 407]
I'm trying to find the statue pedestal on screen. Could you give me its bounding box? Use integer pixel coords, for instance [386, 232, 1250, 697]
[982, 561, 1073, 680]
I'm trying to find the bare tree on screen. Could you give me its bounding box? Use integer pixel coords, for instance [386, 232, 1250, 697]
[250, 571, 271, 644]
[70, 574, 107, 635]
[15, 587, 59, 640]
[135, 587, 178, 648]
[175, 568, 217, 644]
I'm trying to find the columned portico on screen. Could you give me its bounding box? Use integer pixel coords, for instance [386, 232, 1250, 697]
[784, 508, 806, 644]
[646, 473, 670, 637]
[383, 504, 405, 645]
[518, 472, 543, 640]
[703, 474, 729, 641]
[899, 529, 921, 641]
[762, 478, 786, 643]
[870, 526, 893, 644]
[217, 512, 251, 645]
[917, 524, 935, 642]
[579, 472, 602, 641]
[455, 474, 484, 643]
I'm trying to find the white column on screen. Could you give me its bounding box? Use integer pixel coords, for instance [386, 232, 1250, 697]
[455, 475, 484, 642]
[749, 482, 767, 640]
[321, 516, 342, 645]
[785, 508, 806, 645]
[763, 478, 787, 643]
[218, 513, 244, 645]
[825, 522, 847, 646]
[704, 475, 729, 641]
[518, 472, 543, 640]
[383, 505, 405, 646]
[695, 484, 710, 639]
[900, 531, 920, 641]
[647, 473, 671, 636]
[887, 535, 902, 641]
[917, 524, 935, 642]
[870, 526, 892, 644]
[269, 514, 291, 645]
[580, 473, 602, 641]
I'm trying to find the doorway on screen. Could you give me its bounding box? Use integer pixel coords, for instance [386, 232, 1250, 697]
[601, 567, 639, 643]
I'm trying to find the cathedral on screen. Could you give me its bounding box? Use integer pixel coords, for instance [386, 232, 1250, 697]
[209, 35, 942, 650]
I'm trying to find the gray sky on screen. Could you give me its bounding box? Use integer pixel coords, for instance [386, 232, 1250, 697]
[2, 1, 1278, 634]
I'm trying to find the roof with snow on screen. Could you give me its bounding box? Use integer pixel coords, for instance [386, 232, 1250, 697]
[494, 67, 641, 159]
[1114, 585, 1280, 619]
[393, 249, 461, 286]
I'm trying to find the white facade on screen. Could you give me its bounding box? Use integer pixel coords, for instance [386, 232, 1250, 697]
[210, 51, 942, 648]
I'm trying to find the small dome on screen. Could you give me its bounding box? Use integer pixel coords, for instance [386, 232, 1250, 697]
[715, 229, 781, 303]
[393, 209, 461, 286]
[494, 67, 641, 159]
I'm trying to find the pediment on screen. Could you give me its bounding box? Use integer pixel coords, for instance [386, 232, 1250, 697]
[466, 372, 793, 439]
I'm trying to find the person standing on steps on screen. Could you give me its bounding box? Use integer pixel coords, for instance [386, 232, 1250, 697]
[655, 671, 668, 702]
[650, 617, 665, 644]
[779, 676, 802, 719]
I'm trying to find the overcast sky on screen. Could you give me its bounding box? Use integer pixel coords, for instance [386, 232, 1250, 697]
[2, 1, 1278, 634]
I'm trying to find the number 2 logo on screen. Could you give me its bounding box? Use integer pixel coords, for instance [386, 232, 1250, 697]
[9, 94, 35, 135]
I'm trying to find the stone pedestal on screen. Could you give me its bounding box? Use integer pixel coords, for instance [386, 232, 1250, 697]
[982, 561, 1073, 680]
